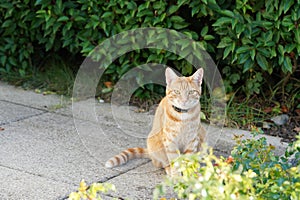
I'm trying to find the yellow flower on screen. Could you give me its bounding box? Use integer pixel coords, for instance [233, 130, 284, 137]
[79, 179, 88, 192]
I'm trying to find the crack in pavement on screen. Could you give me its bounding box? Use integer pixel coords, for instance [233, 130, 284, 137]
[0, 111, 47, 126]
[0, 99, 74, 126]
[0, 99, 49, 112]
[0, 99, 49, 126]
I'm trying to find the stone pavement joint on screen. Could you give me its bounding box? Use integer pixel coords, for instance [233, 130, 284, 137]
[0, 111, 47, 126]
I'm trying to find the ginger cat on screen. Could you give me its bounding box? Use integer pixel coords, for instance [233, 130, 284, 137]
[105, 67, 206, 176]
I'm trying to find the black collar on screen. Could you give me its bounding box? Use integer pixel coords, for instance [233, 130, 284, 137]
[172, 105, 189, 113]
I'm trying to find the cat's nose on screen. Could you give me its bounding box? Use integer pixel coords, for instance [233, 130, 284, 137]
[181, 98, 188, 104]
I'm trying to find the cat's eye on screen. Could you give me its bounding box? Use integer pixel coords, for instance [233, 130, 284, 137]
[188, 90, 198, 95]
[173, 90, 180, 94]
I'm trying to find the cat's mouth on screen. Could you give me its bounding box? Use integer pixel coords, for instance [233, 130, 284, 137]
[172, 105, 189, 113]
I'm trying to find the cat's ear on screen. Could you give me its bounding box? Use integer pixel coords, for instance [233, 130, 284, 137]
[191, 68, 204, 86]
[165, 67, 178, 85]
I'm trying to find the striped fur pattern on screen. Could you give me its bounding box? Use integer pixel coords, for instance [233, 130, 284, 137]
[105, 68, 206, 176]
[105, 147, 148, 168]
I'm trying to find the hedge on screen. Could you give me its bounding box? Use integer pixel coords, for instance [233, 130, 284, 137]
[0, 0, 299, 97]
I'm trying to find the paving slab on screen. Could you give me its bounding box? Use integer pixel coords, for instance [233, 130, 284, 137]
[0, 81, 291, 200]
[107, 162, 165, 200]
[0, 111, 150, 199]
[0, 166, 73, 200]
[0, 100, 45, 125]
[205, 125, 288, 156]
[0, 82, 69, 111]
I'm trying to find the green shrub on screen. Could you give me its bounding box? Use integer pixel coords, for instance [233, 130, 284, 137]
[214, 0, 300, 96]
[232, 134, 300, 199]
[154, 146, 256, 200]
[155, 132, 300, 200]
[0, 0, 299, 99]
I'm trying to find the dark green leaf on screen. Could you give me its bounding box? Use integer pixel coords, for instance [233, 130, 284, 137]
[201, 26, 208, 37]
[283, 1, 294, 13]
[8, 57, 17, 66]
[286, 44, 296, 53]
[223, 46, 231, 59]
[256, 53, 268, 71]
[126, 1, 137, 10]
[250, 49, 256, 60]
[191, 6, 200, 17]
[243, 59, 253, 73]
[283, 56, 293, 73]
[0, 55, 7, 66]
[74, 16, 85, 22]
[136, 10, 152, 17]
[102, 12, 113, 18]
[278, 44, 284, 55]
[212, 17, 232, 26]
[236, 46, 250, 54]
[170, 16, 185, 23]
[294, 28, 300, 44]
[203, 35, 215, 40]
[2, 20, 12, 28]
[217, 37, 232, 48]
[219, 10, 234, 18]
[238, 52, 250, 64]
[172, 22, 189, 29]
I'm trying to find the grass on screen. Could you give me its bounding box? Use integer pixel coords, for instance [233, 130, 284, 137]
[225, 100, 269, 128]
[0, 54, 76, 97]
[36, 61, 75, 96]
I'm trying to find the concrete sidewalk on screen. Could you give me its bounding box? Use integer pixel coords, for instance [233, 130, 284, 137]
[0, 82, 288, 200]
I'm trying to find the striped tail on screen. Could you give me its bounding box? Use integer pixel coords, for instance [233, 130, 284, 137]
[105, 147, 149, 168]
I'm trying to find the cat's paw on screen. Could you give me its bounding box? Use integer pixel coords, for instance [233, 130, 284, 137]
[165, 166, 182, 177]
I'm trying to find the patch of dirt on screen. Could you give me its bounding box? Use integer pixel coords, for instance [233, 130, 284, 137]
[263, 112, 300, 143]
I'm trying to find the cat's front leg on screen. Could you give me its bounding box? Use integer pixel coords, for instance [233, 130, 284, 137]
[183, 137, 199, 154]
[164, 140, 181, 176]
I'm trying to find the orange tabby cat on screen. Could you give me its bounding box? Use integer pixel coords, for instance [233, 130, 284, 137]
[105, 67, 206, 176]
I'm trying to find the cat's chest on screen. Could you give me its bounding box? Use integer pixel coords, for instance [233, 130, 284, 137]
[164, 120, 199, 143]
[169, 126, 198, 153]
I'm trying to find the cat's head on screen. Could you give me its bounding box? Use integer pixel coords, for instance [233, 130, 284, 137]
[165, 67, 203, 110]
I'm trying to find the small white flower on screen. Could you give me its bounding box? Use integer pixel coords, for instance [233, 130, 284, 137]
[198, 175, 204, 182]
[230, 194, 236, 199]
[201, 189, 207, 197]
[244, 169, 257, 178]
[233, 174, 242, 182]
[195, 183, 201, 189]
[204, 171, 212, 180]
[218, 186, 224, 193]
[173, 161, 180, 168]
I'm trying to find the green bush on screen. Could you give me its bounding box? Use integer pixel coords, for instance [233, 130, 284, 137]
[155, 132, 300, 200]
[214, 0, 300, 96]
[0, 0, 299, 99]
[231, 135, 300, 199]
[154, 147, 257, 200]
